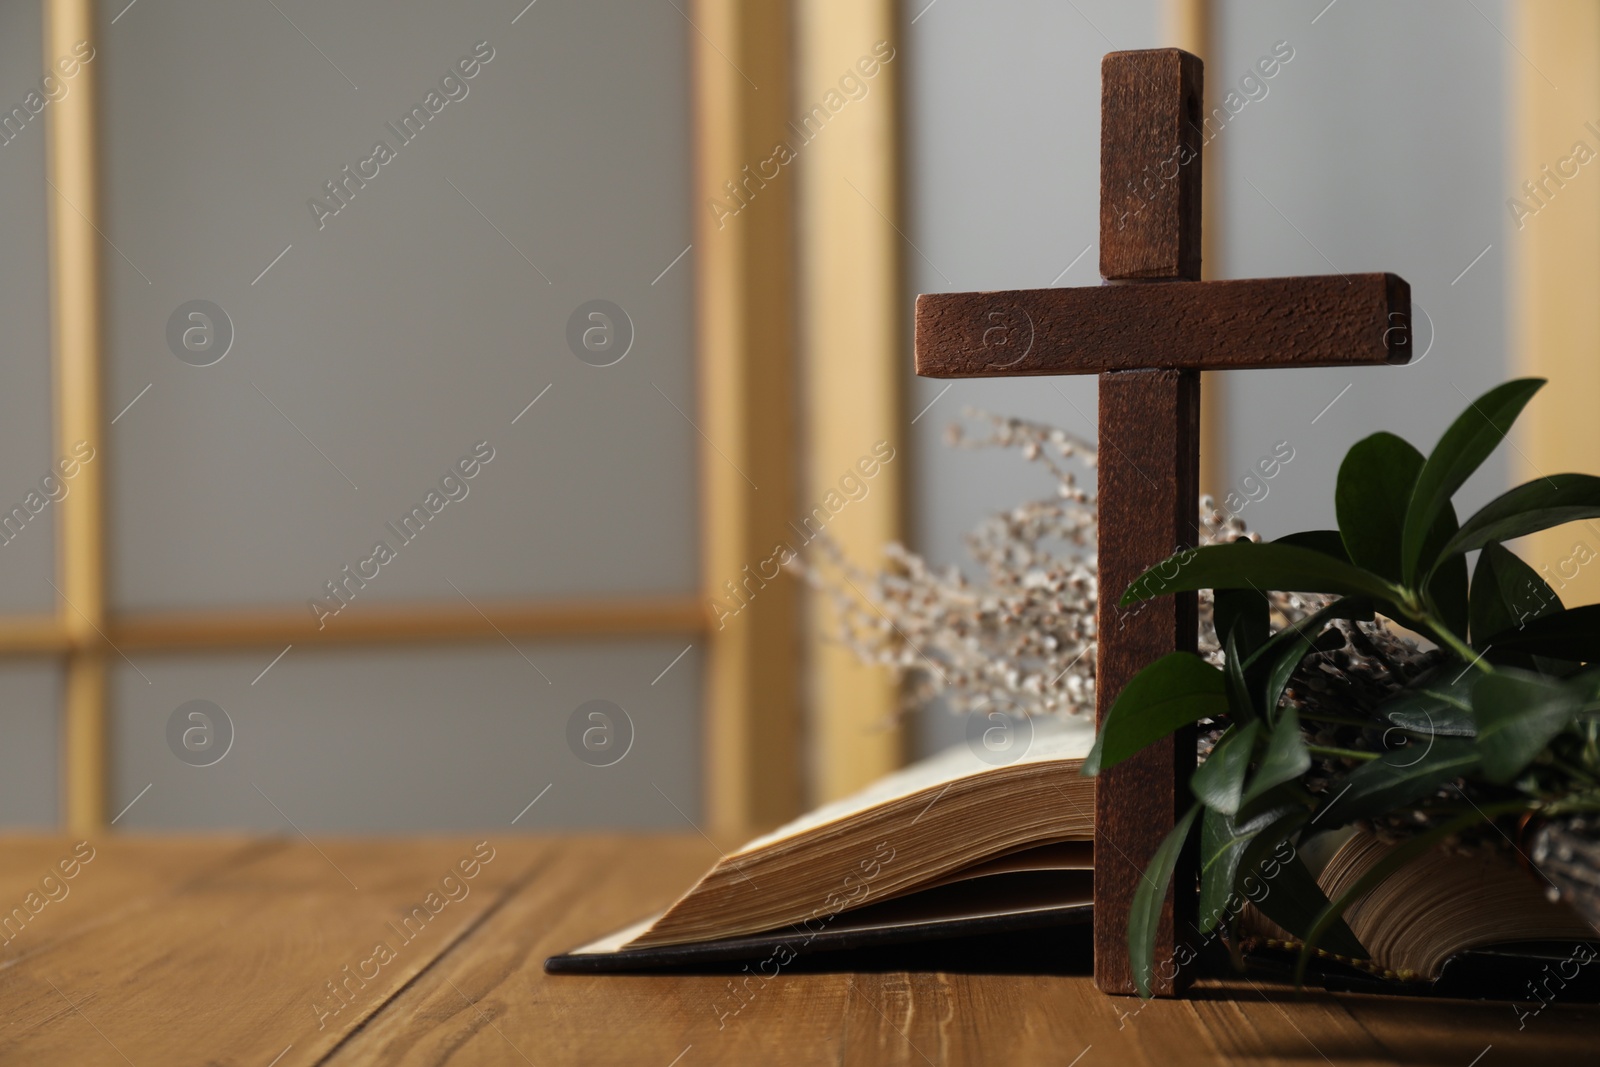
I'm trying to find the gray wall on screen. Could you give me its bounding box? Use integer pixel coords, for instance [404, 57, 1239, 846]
[0, 0, 64, 823]
[1210, 0, 1509, 541]
[109, 643, 701, 833]
[904, 0, 1509, 754]
[903, 0, 1156, 578]
[98, 0, 699, 609]
[0, 0, 704, 829]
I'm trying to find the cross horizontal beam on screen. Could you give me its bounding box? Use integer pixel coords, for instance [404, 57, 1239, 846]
[914, 272, 1410, 378]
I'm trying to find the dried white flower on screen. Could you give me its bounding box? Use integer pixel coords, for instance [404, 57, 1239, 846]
[789, 408, 1422, 725]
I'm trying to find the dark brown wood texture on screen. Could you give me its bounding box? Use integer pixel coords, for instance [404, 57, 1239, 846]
[1100, 49, 1204, 280]
[1092, 48, 1206, 999]
[1093, 369, 1201, 998]
[914, 273, 1411, 378]
[909, 47, 1409, 997]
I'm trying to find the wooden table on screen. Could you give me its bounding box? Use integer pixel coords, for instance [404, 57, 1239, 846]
[0, 836, 1592, 1065]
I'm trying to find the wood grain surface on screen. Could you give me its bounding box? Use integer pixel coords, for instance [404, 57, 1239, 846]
[1092, 369, 1202, 999]
[0, 835, 1591, 1066]
[1100, 49, 1204, 280]
[913, 273, 1411, 378]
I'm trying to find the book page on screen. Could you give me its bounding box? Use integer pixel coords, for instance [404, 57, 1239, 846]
[731, 715, 1095, 858]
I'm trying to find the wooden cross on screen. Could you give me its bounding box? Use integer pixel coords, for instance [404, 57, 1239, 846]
[913, 48, 1411, 997]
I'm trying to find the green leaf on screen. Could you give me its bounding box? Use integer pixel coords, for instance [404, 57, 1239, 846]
[1401, 378, 1545, 583]
[1214, 587, 1270, 659]
[1326, 428, 1464, 632]
[1336, 432, 1425, 582]
[1378, 668, 1478, 738]
[1261, 628, 1347, 721]
[1240, 709, 1312, 810]
[1249, 849, 1367, 960]
[1468, 548, 1515, 646]
[1130, 804, 1200, 998]
[1470, 542, 1561, 654]
[1083, 652, 1227, 775]
[1273, 530, 1351, 562]
[1224, 630, 1258, 725]
[1484, 603, 1600, 662]
[1424, 505, 1471, 641]
[1312, 738, 1481, 829]
[1192, 722, 1260, 815]
[1120, 541, 1400, 608]
[1244, 597, 1375, 720]
[1195, 796, 1365, 958]
[1197, 800, 1300, 933]
[1439, 473, 1600, 563]
[1472, 669, 1583, 783]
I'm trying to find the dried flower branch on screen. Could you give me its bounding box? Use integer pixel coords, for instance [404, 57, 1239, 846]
[789, 408, 1430, 727]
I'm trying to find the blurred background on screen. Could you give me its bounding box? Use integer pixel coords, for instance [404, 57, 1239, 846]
[0, 0, 1591, 837]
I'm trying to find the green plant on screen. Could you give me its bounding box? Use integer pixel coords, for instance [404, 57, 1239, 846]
[1085, 378, 1600, 996]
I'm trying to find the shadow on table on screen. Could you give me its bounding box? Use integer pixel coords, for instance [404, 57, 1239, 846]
[608, 924, 1099, 976]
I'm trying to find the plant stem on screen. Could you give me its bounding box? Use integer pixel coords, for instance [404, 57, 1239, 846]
[1544, 795, 1600, 816]
[1432, 625, 1486, 672]
[1549, 755, 1600, 788]
[1406, 592, 1487, 673]
[1308, 744, 1377, 762]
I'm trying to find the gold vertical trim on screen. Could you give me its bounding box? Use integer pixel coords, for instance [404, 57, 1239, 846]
[44, 0, 108, 834]
[796, 1, 904, 801]
[62, 657, 106, 833]
[44, 0, 104, 633]
[1513, 2, 1600, 608]
[1166, 0, 1225, 500]
[694, 0, 803, 838]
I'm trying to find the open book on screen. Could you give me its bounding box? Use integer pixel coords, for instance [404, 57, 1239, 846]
[547, 718, 1097, 972]
[548, 717, 1597, 994]
[1244, 826, 1599, 994]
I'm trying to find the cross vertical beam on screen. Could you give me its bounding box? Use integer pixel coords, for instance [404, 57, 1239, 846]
[1093, 48, 1204, 997]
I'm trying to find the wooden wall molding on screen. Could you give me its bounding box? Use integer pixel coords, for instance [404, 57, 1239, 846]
[796, 0, 905, 802]
[0, 601, 707, 658]
[694, 0, 804, 839]
[110, 599, 707, 651]
[44, 0, 108, 834]
[1165, 0, 1225, 499]
[1513, 2, 1600, 609]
